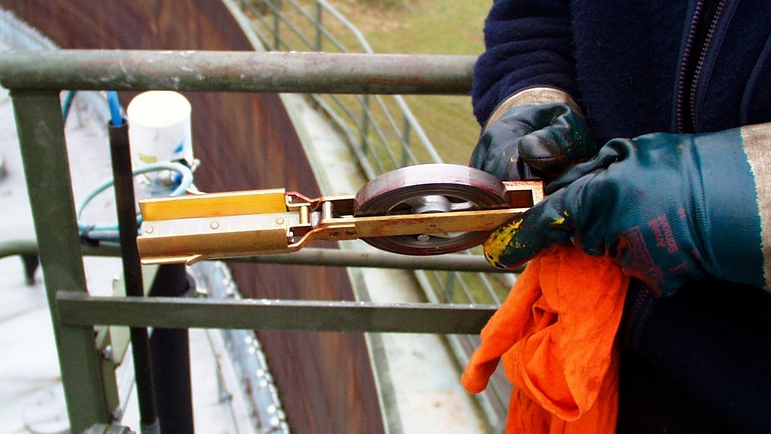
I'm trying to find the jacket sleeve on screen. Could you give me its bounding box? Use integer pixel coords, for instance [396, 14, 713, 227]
[472, 0, 579, 126]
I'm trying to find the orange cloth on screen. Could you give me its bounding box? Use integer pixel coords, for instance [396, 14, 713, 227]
[462, 246, 629, 433]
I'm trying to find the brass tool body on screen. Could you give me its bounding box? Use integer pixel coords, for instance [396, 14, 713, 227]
[137, 165, 543, 265]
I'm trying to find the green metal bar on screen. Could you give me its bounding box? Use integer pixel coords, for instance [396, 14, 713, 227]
[315, 1, 323, 51]
[57, 292, 496, 334]
[274, 0, 281, 49]
[11, 90, 111, 432]
[0, 50, 475, 95]
[401, 117, 411, 167]
[0, 238, 122, 259]
[0, 238, 38, 258]
[0, 239, 521, 273]
[231, 248, 523, 273]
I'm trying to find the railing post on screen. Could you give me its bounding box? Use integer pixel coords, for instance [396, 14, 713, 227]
[315, 1, 323, 51]
[273, 0, 282, 50]
[149, 264, 194, 434]
[10, 90, 111, 432]
[108, 120, 161, 432]
[401, 116, 411, 167]
[360, 93, 371, 157]
[444, 271, 457, 303]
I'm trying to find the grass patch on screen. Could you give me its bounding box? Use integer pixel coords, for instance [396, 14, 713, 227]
[324, 0, 489, 164]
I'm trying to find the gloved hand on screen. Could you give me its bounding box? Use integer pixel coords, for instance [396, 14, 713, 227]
[470, 88, 598, 183]
[483, 124, 771, 297]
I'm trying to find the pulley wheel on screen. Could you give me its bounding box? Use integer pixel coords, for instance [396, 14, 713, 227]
[353, 164, 508, 255]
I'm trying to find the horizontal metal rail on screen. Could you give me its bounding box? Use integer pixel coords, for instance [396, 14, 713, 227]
[0, 240, 521, 273]
[0, 50, 475, 95]
[57, 291, 496, 334]
[0, 238, 121, 259]
[231, 248, 523, 273]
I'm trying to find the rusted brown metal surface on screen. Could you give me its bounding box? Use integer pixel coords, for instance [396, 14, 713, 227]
[0, 1, 383, 432]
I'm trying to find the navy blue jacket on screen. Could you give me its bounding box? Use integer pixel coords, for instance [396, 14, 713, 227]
[472, 0, 771, 145]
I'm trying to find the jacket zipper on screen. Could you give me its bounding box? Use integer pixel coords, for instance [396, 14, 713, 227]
[676, 0, 727, 133]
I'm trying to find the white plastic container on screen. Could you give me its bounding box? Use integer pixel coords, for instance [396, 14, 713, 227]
[127, 91, 193, 168]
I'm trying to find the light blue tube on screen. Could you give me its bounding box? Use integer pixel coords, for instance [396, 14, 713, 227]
[77, 161, 194, 241]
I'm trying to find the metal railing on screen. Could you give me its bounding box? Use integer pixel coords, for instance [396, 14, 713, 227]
[229, 1, 514, 419]
[0, 49, 508, 433]
[235, 0, 444, 178]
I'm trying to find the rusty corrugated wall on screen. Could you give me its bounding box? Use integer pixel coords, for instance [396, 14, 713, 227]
[0, 1, 383, 433]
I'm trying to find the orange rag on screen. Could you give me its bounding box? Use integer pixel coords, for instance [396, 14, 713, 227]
[462, 246, 629, 433]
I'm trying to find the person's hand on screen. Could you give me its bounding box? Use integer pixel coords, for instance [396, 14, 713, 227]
[482, 124, 771, 297]
[470, 88, 598, 183]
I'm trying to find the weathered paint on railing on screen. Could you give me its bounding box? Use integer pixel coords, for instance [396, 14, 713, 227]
[0, 50, 476, 95]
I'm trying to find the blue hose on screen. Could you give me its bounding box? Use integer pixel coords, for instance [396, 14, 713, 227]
[61, 90, 77, 123]
[62, 90, 123, 126]
[106, 91, 124, 127]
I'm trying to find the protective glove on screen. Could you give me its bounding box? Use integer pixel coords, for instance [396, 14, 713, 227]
[483, 124, 771, 297]
[470, 87, 598, 183]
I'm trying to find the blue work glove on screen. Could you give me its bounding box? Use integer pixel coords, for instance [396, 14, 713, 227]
[483, 124, 771, 297]
[470, 89, 598, 183]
